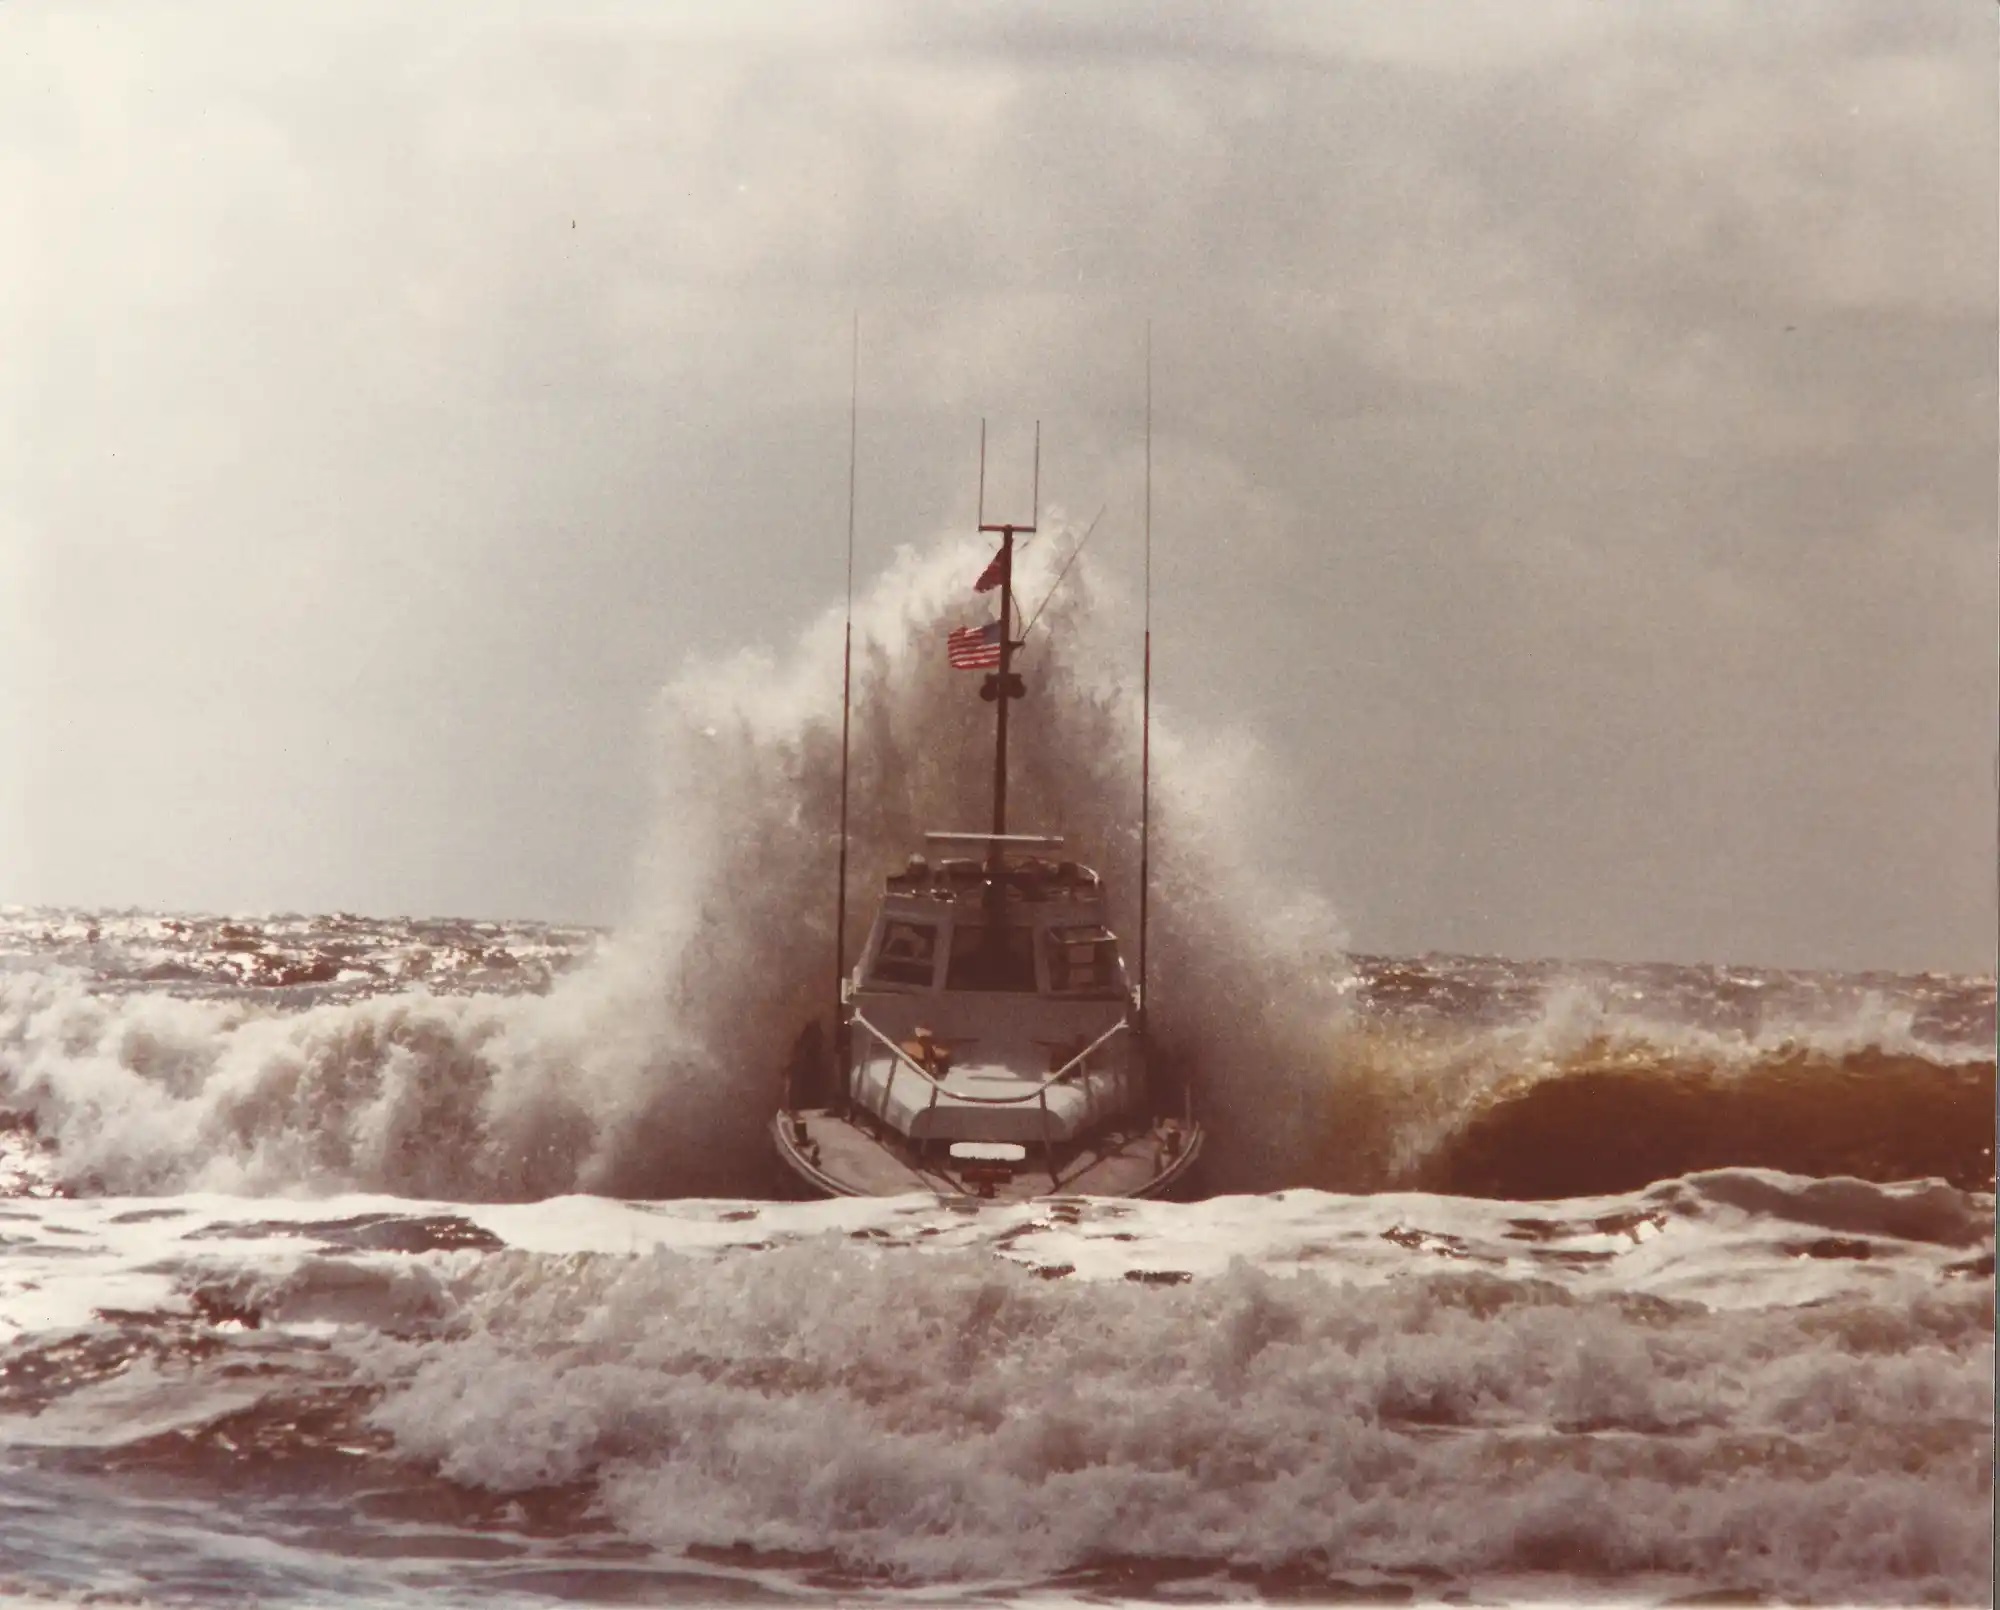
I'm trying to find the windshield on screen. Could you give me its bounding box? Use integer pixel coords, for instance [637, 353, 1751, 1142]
[868, 919, 938, 987]
[1046, 924, 1121, 995]
[945, 923, 1038, 992]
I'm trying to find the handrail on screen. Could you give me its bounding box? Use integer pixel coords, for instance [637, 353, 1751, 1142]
[849, 1011, 1129, 1107]
[1048, 1018, 1131, 1085]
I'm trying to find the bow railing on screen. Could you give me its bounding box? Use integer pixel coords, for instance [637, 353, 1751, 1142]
[847, 1010, 1133, 1150]
[851, 1011, 1127, 1101]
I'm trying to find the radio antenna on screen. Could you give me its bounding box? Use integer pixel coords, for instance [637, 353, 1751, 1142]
[831, 316, 859, 1055]
[1138, 324, 1153, 1026]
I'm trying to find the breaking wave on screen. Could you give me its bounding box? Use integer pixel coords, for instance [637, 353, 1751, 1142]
[0, 539, 1343, 1199]
[351, 1217, 1992, 1602]
[1328, 982, 1997, 1199]
[6, 962, 1986, 1204]
[0, 541, 1991, 1203]
[4, 1174, 1990, 1604]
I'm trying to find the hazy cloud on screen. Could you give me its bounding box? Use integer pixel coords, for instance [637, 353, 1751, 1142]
[3, 0, 1991, 970]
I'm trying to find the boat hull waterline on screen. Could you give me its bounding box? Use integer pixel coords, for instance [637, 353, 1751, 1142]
[772, 1106, 1204, 1202]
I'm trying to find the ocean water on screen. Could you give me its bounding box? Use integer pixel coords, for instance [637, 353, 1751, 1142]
[0, 908, 1990, 1608]
[1, 551, 1992, 1605]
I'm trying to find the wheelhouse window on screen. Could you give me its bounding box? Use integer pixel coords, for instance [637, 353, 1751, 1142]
[945, 922, 1038, 992]
[1046, 924, 1120, 995]
[868, 919, 938, 987]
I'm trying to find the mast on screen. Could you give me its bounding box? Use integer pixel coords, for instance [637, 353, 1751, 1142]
[975, 420, 1038, 874]
[992, 534, 1014, 843]
[832, 317, 858, 1029]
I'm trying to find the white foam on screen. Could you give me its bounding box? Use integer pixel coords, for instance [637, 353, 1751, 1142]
[0, 1176, 1988, 1602]
[350, 1207, 1990, 1600]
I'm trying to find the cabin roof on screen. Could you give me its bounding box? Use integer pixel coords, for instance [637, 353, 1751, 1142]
[883, 851, 1104, 906]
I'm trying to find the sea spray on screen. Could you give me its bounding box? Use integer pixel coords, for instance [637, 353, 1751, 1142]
[605, 533, 1364, 1196]
[0, 537, 1365, 1198]
[0, 540, 1989, 1200]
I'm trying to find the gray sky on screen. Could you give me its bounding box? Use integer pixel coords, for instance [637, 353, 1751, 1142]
[3, 0, 1993, 973]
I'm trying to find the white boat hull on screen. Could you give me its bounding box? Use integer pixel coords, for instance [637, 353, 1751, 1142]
[773, 1106, 1203, 1202]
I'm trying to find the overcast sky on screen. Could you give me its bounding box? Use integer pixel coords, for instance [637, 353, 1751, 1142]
[3, 1, 1994, 973]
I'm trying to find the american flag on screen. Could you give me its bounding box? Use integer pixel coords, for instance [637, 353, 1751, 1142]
[973, 546, 1007, 593]
[946, 620, 1003, 669]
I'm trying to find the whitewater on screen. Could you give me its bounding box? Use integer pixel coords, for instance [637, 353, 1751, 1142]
[1, 545, 1993, 1605]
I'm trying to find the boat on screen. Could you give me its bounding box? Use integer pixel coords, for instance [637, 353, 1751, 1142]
[773, 407, 1202, 1201]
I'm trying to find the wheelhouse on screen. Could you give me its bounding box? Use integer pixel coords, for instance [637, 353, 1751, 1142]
[857, 854, 1129, 1001]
